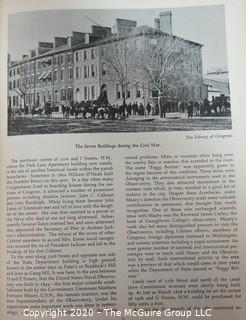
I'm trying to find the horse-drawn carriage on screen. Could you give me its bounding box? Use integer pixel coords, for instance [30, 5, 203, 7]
[31, 101, 52, 118]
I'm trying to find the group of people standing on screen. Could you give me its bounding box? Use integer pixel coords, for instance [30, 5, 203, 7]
[59, 100, 153, 120]
[177, 97, 230, 118]
[10, 95, 230, 120]
[159, 97, 230, 118]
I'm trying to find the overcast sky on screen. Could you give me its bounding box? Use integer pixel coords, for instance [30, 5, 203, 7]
[8, 5, 228, 73]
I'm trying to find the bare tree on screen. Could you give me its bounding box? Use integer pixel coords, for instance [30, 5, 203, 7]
[14, 61, 29, 112]
[101, 36, 136, 106]
[133, 32, 203, 116]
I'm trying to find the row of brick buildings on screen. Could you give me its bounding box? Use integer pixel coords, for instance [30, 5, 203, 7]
[8, 12, 206, 114]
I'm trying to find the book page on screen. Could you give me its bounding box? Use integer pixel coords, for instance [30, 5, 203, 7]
[0, 0, 246, 319]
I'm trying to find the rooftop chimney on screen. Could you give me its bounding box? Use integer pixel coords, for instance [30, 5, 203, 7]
[38, 41, 54, 49]
[66, 32, 86, 47]
[159, 11, 172, 35]
[29, 49, 36, 58]
[54, 37, 67, 48]
[114, 18, 137, 36]
[85, 33, 90, 44]
[72, 31, 86, 41]
[91, 25, 111, 39]
[36, 41, 54, 55]
[155, 18, 160, 31]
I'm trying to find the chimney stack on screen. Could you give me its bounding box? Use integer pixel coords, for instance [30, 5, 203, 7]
[85, 33, 90, 44]
[159, 11, 172, 35]
[155, 18, 160, 31]
[29, 49, 36, 57]
[115, 18, 137, 36]
[54, 37, 67, 48]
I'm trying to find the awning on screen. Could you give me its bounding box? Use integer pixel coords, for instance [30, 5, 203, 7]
[38, 72, 46, 80]
[43, 71, 51, 80]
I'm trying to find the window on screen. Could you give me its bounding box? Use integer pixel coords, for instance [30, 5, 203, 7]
[54, 70, 58, 81]
[91, 65, 95, 77]
[14, 69, 16, 76]
[136, 83, 141, 98]
[25, 93, 29, 106]
[17, 67, 20, 75]
[116, 84, 121, 99]
[9, 82, 12, 90]
[36, 92, 40, 105]
[75, 52, 79, 62]
[76, 88, 80, 102]
[43, 90, 47, 104]
[91, 86, 95, 100]
[127, 89, 131, 99]
[84, 86, 88, 100]
[67, 53, 73, 63]
[101, 47, 105, 57]
[102, 63, 106, 75]
[31, 92, 34, 105]
[75, 67, 80, 79]
[67, 88, 73, 101]
[61, 55, 65, 64]
[91, 48, 95, 59]
[68, 68, 73, 80]
[54, 90, 59, 102]
[84, 66, 88, 78]
[150, 82, 158, 98]
[13, 80, 16, 89]
[60, 69, 64, 81]
[84, 50, 87, 60]
[9, 70, 12, 77]
[61, 88, 66, 101]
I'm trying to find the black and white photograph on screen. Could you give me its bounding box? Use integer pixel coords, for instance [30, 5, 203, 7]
[7, 5, 232, 135]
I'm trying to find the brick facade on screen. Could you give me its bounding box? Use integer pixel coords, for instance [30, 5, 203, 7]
[8, 15, 205, 114]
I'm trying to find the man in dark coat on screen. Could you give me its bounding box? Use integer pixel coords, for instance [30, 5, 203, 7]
[146, 102, 151, 115]
[187, 101, 194, 118]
